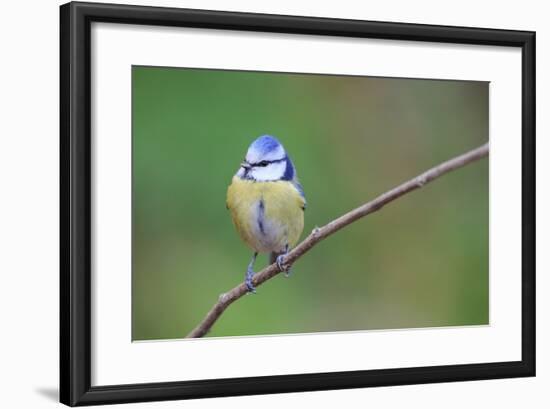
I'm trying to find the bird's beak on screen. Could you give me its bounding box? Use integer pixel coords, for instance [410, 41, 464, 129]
[241, 161, 251, 169]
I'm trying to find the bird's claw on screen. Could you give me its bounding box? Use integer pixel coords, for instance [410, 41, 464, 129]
[276, 254, 292, 278]
[245, 279, 256, 294]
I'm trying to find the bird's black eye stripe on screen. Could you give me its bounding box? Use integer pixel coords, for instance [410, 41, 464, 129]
[250, 157, 286, 167]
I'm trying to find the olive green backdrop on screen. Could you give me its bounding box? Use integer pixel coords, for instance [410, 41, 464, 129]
[132, 66, 489, 340]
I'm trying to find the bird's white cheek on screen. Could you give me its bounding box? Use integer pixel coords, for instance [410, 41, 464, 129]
[236, 167, 246, 177]
[249, 162, 286, 181]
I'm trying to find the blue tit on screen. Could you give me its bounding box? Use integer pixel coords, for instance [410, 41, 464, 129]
[226, 135, 306, 293]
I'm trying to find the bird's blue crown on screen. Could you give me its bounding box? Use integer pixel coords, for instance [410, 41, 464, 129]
[249, 135, 282, 156]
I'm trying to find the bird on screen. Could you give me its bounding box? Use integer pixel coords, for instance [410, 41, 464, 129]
[226, 135, 306, 293]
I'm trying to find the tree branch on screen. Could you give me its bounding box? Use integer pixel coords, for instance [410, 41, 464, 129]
[186, 143, 489, 338]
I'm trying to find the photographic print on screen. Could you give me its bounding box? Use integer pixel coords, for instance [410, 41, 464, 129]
[61, 4, 535, 405]
[131, 66, 489, 341]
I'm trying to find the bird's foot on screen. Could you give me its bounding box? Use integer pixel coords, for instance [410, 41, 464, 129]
[245, 252, 258, 294]
[276, 254, 292, 278]
[245, 266, 256, 294]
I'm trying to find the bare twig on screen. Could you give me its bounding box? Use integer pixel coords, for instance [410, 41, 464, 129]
[186, 143, 489, 338]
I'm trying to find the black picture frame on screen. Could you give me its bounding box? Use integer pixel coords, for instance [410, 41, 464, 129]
[60, 1, 536, 406]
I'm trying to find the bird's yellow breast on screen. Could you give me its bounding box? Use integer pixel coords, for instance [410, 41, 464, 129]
[226, 176, 305, 253]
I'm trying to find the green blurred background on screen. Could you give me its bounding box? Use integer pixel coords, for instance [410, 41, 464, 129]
[132, 66, 488, 341]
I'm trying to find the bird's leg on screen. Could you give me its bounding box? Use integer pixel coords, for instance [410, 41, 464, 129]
[245, 252, 258, 293]
[276, 244, 292, 277]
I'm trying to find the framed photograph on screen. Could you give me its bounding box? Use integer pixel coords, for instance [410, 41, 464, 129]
[60, 1, 535, 406]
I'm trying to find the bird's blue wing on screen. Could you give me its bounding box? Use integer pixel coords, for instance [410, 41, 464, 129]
[292, 179, 306, 210]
